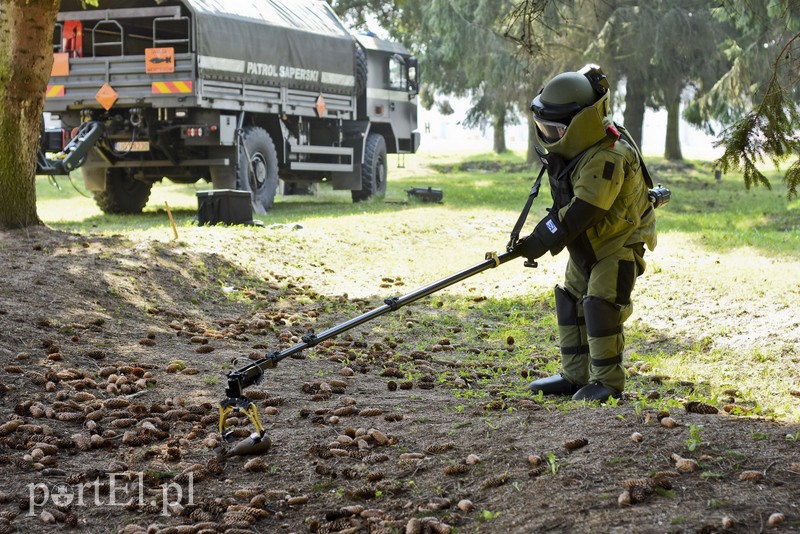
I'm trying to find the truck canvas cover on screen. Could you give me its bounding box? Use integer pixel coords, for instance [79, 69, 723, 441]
[57, 0, 357, 94]
[187, 0, 357, 93]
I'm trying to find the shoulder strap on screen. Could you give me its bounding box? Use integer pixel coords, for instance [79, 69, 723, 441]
[506, 148, 590, 252]
[507, 165, 546, 252]
[561, 146, 591, 179]
[614, 122, 654, 188]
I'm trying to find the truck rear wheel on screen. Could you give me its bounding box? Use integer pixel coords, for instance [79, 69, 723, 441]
[352, 133, 387, 202]
[93, 168, 152, 214]
[239, 126, 279, 215]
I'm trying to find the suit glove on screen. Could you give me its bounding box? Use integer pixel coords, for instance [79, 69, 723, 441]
[515, 234, 548, 262]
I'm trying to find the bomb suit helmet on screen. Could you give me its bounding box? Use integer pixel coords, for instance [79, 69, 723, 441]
[531, 64, 611, 159]
[531, 72, 596, 142]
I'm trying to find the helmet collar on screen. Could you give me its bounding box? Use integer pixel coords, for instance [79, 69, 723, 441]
[536, 91, 610, 160]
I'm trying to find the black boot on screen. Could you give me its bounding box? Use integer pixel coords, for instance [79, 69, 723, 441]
[572, 382, 619, 401]
[528, 374, 583, 396]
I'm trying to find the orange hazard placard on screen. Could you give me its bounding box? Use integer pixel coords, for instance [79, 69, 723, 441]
[145, 48, 175, 74]
[315, 94, 327, 118]
[51, 53, 69, 77]
[95, 83, 119, 110]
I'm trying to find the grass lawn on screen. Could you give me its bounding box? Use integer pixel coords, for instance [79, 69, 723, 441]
[35, 150, 800, 420]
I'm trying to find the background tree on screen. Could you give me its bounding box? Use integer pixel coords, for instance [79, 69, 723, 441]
[589, 1, 731, 160]
[589, 3, 659, 148]
[420, 0, 527, 153]
[0, 0, 60, 229]
[687, 0, 800, 196]
[648, 1, 726, 161]
[505, 0, 586, 162]
[334, 0, 531, 154]
[504, 0, 798, 193]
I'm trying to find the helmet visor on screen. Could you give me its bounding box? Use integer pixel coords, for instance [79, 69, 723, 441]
[534, 117, 568, 143]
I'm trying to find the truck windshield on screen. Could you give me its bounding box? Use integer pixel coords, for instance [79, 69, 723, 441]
[389, 56, 406, 90]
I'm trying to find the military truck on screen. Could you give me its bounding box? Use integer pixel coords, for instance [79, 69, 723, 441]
[38, 0, 420, 215]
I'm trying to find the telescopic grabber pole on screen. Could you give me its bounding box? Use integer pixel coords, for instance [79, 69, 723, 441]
[219, 249, 522, 444]
[218, 166, 548, 451]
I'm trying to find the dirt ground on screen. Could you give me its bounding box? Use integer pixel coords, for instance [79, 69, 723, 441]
[0, 226, 798, 534]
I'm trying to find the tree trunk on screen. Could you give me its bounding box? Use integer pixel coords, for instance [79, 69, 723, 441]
[664, 88, 683, 161]
[0, 1, 59, 229]
[622, 76, 646, 149]
[492, 113, 506, 154]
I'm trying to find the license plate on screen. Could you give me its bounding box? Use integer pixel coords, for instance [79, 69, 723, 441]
[114, 141, 150, 152]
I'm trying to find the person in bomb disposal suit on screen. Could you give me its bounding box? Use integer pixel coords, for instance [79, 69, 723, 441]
[517, 64, 657, 401]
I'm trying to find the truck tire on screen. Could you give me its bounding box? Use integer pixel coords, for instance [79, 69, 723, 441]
[239, 126, 279, 215]
[93, 168, 152, 214]
[355, 45, 368, 97]
[352, 133, 387, 203]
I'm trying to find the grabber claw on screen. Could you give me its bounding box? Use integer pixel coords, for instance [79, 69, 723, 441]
[218, 398, 272, 456]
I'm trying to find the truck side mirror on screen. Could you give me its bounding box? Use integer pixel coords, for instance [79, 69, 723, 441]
[407, 57, 419, 97]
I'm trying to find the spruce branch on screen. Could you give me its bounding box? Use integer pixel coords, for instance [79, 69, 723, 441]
[715, 31, 800, 198]
[503, 0, 551, 55]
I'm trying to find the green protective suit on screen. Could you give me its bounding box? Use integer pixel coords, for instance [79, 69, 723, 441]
[527, 89, 657, 394]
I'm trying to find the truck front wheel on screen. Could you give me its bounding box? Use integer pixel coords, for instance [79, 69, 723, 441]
[352, 133, 387, 203]
[238, 126, 279, 215]
[93, 168, 152, 214]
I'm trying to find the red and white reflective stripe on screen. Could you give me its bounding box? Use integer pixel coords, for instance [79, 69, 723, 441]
[151, 81, 193, 94]
[46, 85, 65, 98]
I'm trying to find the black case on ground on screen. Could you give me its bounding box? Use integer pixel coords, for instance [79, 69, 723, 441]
[196, 189, 254, 225]
[406, 187, 443, 203]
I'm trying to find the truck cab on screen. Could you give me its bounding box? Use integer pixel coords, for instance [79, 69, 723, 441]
[357, 33, 420, 156]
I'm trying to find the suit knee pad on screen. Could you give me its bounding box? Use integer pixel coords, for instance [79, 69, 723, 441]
[583, 296, 623, 338]
[584, 296, 625, 367]
[555, 285, 580, 326]
[555, 286, 588, 367]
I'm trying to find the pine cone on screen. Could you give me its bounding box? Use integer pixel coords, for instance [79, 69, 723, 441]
[563, 438, 589, 450]
[622, 478, 652, 490]
[206, 457, 224, 476]
[685, 401, 719, 414]
[528, 465, 546, 477]
[629, 483, 654, 504]
[346, 485, 376, 499]
[425, 442, 455, 454]
[190, 508, 213, 523]
[722, 403, 752, 415]
[481, 474, 508, 489]
[362, 453, 389, 465]
[262, 396, 284, 406]
[366, 471, 385, 482]
[444, 463, 469, 476]
[738, 470, 763, 481]
[104, 397, 131, 409]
